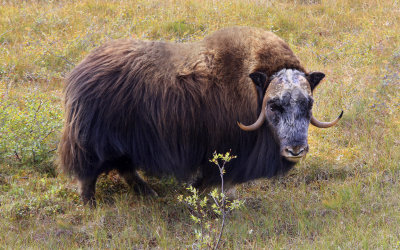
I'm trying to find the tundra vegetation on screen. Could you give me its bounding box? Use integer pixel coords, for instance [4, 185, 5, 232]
[0, 0, 399, 248]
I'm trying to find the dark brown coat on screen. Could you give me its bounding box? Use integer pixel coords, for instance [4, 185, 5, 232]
[59, 26, 305, 189]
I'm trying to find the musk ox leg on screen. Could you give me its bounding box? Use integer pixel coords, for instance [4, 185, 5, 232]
[192, 165, 221, 190]
[78, 175, 98, 207]
[119, 170, 158, 197]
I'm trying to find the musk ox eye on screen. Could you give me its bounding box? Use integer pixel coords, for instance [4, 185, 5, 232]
[269, 104, 283, 113]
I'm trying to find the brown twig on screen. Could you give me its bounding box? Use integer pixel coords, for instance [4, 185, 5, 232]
[14, 151, 21, 162]
[213, 158, 227, 250]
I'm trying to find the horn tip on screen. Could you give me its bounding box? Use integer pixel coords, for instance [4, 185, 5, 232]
[338, 110, 344, 119]
[237, 121, 251, 131]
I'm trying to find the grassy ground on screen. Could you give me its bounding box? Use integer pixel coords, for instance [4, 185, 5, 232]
[1, 0, 399, 248]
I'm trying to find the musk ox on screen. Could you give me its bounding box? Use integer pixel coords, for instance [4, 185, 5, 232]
[59, 26, 342, 205]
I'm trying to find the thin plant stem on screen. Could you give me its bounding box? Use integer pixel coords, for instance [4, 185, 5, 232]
[213, 161, 226, 250]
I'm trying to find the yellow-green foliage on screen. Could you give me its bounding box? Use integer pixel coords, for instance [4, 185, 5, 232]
[0, 0, 399, 248]
[0, 88, 62, 168]
[178, 152, 243, 249]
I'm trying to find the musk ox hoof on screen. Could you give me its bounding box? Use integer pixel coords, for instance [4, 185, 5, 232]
[133, 183, 158, 197]
[82, 196, 97, 208]
[118, 170, 158, 197]
[226, 187, 237, 200]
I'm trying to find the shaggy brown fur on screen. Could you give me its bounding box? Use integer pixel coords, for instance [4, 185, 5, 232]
[59, 26, 306, 203]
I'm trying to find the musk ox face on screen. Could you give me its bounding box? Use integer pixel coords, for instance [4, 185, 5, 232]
[264, 69, 313, 162]
[238, 69, 343, 162]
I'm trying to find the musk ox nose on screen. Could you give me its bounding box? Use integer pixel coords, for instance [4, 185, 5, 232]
[282, 145, 308, 162]
[285, 146, 306, 156]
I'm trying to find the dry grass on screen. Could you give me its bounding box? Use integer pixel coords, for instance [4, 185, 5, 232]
[0, 0, 399, 248]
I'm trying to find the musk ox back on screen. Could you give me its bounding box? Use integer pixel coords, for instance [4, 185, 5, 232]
[59, 26, 342, 205]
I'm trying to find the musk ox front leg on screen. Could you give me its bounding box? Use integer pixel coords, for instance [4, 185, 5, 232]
[78, 175, 98, 207]
[118, 169, 158, 197]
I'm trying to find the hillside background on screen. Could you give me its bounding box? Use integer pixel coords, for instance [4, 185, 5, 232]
[0, 0, 399, 248]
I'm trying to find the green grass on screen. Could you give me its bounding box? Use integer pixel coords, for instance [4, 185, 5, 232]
[1, 0, 399, 248]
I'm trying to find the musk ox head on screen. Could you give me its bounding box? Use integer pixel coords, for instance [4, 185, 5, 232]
[238, 69, 343, 162]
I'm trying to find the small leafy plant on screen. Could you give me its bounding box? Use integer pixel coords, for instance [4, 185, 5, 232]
[0, 90, 62, 168]
[178, 151, 243, 249]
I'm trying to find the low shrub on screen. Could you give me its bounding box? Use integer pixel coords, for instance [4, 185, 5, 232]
[0, 90, 62, 170]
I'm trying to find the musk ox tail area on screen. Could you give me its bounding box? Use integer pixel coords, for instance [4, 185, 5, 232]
[59, 39, 212, 186]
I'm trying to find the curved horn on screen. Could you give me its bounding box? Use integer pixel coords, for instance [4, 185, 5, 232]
[237, 94, 269, 131]
[311, 110, 343, 128]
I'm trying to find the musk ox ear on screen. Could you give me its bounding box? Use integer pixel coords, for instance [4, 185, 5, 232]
[250, 72, 268, 108]
[306, 72, 325, 91]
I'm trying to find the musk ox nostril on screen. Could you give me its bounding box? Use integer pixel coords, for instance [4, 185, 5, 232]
[285, 146, 308, 157]
[288, 149, 303, 156]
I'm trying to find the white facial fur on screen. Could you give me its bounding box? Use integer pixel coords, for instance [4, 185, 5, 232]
[265, 69, 311, 100]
